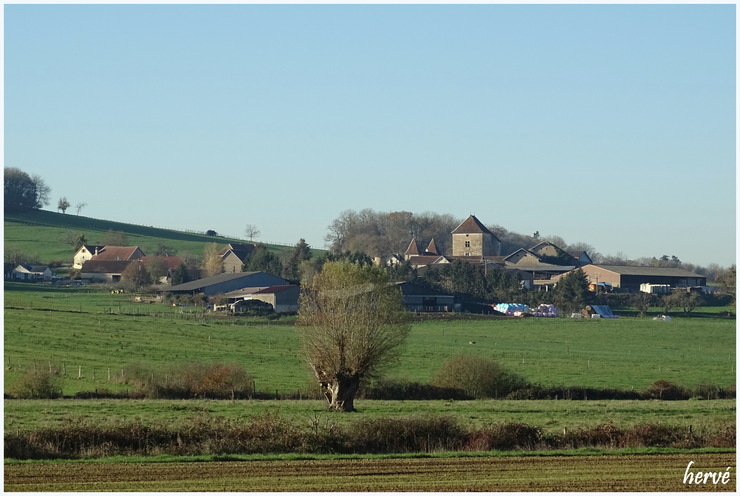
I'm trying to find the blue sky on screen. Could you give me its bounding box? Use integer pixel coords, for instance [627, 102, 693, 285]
[4, 4, 736, 267]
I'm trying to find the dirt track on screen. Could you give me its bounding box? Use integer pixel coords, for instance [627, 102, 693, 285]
[5, 453, 736, 492]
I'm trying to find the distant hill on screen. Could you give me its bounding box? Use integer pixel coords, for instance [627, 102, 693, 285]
[4, 209, 296, 266]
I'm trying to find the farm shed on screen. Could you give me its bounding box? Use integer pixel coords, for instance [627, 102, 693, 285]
[573, 265, 707, 292]
[164, 271, 289, 297]
[10, 264, 53, 281]
[80, 260, 135, 283]
[396, 282, 455, 312]
[240, 285, 300, 313]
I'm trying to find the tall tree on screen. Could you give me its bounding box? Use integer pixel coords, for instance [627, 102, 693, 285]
[553, 268, 591, 313]
[244, 224, 261, 242]
[284, 238, 313, 280]
[121, 261, 152, 290]
[4, 167, 50, 212]
[244, 243, 283, 276]
[297, 261, 411, 412]
[57, 197, 71, 214]
[171, 262, 192, 285]
[201, 243, 223, 277]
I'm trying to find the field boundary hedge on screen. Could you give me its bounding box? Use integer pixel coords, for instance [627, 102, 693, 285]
[5, 413, 735, 460]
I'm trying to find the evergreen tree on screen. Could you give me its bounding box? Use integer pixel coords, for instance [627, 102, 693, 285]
[172, 262, 191, 285]
[244, 244, 283, 276]
[553, 268, 591, 313]
[284, 238, 313, 280]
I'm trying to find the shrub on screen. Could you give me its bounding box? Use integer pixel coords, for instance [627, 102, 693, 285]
[348, 416, 467, 453]
[9, 367, 63, 399]
[119, 362, 254, 399]
[466, 423, 543, 451]
[360, 379, 471, 400]
[431, 354, 528, 399]
[643, 380, 690, 400]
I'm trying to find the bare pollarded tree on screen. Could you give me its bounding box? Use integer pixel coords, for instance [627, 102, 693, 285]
[297, 261, 410, 412]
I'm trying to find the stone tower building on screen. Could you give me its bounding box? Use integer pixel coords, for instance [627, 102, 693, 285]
[451, 215, 501, 257]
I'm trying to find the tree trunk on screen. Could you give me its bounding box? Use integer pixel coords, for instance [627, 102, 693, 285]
[320, 372, 361, 412]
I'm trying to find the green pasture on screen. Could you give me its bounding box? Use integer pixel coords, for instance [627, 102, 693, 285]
[4, 210, 295, 265]
[4, 398, 735, 436]
[3, 283, 736, 396]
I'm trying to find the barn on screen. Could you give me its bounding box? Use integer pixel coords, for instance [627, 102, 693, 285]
[396, 281, 455, 312]
[165, 271, 289, 296]
[573, 265, 707, 292]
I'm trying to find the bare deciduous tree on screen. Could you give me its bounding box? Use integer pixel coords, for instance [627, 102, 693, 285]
[75, 202, 87, 216]
[201, 242, 223, 277]
[244, 224, 261, 241]
[297, 261, 410, 412]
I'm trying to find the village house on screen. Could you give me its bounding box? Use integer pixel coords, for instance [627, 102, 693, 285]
[218, 243, 257, 273]
[74, 245, 144, 269]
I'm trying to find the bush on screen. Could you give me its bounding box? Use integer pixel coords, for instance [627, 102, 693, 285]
[348, 416, 467, 453]
[431, 354, 528, 399]
[360, 379, 471, 400]
[9, 367, 63, 399]
[643, 380, 690, 400]
[120, 362, 254, 399]
[466, 423, 543, 451]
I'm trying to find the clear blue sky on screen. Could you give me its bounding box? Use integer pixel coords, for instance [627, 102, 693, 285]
[4, 4, 736, 267]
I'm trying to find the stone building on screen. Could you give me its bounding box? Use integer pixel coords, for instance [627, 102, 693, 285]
[450, 215, 501, 257]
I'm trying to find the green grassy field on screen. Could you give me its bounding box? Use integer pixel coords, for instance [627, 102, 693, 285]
[5, 398, 735, 435]
[4, 282, 735, 396]
[4, 282, 736, 395]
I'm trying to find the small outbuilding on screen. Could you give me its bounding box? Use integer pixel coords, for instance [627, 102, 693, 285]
[10, 264, 52, 282]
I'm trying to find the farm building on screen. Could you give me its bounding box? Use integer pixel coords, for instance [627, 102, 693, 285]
[561, 265, 707, 291]
[74, 245, 145, 270]
[396, 281, 455, 312]
[225, 285, 300, 314]
[80, 260, 136, 283]
[450, 215, 502, 257]
[9, 264, 53, 281]
[164, 271, 289, 296]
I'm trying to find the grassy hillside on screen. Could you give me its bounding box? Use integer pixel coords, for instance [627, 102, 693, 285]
[4, 209, 300, 265]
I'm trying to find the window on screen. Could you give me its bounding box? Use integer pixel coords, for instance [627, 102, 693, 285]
[465, 240, 471, 248]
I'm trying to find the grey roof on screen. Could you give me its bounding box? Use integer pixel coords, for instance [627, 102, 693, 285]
[589, 265, 705, 278]
[167, 271, 281, 292]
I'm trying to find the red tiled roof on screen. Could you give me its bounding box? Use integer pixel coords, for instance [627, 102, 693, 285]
[91, 246, 143, 261]
[451, 215, 494, 236]
[405, 238, 420, 256]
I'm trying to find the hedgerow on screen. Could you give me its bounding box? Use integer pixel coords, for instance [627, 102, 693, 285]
[5, 414, 735, 460]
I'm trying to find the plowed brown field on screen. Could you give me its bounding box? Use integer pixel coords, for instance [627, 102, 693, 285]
[5, 453, 735, 492]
